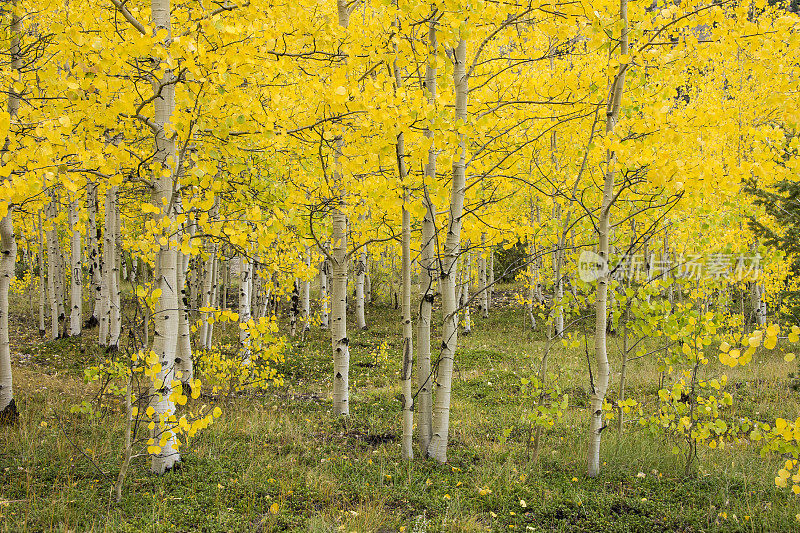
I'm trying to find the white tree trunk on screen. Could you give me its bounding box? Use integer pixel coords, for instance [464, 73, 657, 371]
[37, 210, 46, 336]
[588, 0, 628, 478]
[87, 183, 101, 327]
[108, 187, 121, 349]
[303, 246, 311, 331]
[479, 233, 489, 319]
[355, 250, 366, 330]
[427, 38, 468, 463]
[0, 212, 17, 421]
[69, 197, 82, 336]
[290, 279, 299, 337]
[199, 244, 218, 350]
[46, 198, 60, 340]
[319, 257, 329, 329]
[175, 220, 193, 385]
[364, 249, 372, 305]
[462, 250, 472, 334]
[238, 255, 252, 361]
[330, 189, 350, 416]
[148, 0, 181, 474]
[488, 247, 494, 309]
[417, 12, 438, 452]
[393, 39, 413, 455]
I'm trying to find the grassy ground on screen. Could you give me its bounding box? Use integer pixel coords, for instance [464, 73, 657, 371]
[2, 285, 800, 532]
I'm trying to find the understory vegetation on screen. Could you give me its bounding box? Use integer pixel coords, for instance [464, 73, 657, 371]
[2, 286, 799, 532]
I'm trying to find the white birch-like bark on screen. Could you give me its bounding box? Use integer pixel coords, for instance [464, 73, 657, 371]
[355, 249, 366, 330]
[0, 5, 19, 420]
[364, 249, 372, 304]
[303, 246, 311, 331]
[290, 279, 299, 337]
[46, 198, 60, 340]
[488, 247, 494, 309]
[427, 38, 468, 463]
[393, 40, 413, 458]
[69, 197, 82, 336]
[479, 233, 489, 319]
[0, 211, 17, 421]
[588, 0, 628, 478]
[462, 250, 472, 334]
[330, 0, 353, 416]
[238, 255, 252, 361]
[552, 202, 565, 338]
[87, 183, 101, 327]
[330, 182, 350, 415]
[175, 216, 193, 385]
[199, 243, 218, 350]
[319, 257, 329, 329]
[417, 13, 438, 451]
[148, 0, 180, 474]
[37, 210, 46, 336]
[108, 187, 121, 348]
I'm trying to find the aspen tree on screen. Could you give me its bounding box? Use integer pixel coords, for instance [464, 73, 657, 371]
[461, 249, 472, 334]
[428, 37, 468, 463]
[330, 0, 354, 417]
[588, 0, 629, 478]
[479, 233, 489, 319]
[0, 212, 16, 422]
[108, 187, 121, 349]
[37, 210, 46, 336]
[392, 23, 413, 458]
[86, 182, 101, 327]
[303, 246, 311, 331]
[46, 197, 61, 340]
[416, 10, 438, 451]
[68, 196, 82, 336]
[319, 257, 329, 329]
[0, 0, 19, 422]
[239, 254, 252, 362]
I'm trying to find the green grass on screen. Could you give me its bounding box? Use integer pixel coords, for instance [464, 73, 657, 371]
[2, 287, 800, 532]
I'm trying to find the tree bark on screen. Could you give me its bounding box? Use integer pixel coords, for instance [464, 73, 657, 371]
[427, 38, 468, 463]
[69, 197, 82, 336]
[0, 212, 17, 422]
[588, 0, 628, 478]
[417, 11, 438, 452]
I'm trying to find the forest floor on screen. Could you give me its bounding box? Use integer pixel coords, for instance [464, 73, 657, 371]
[2, 285, 800, 532]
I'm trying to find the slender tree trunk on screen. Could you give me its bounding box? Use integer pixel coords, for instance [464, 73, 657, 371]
[148, 0, 181, 473]
[393, 42, 414, 457]
[588, 0, 628, 478]
[488, 247, 494, 308]
[46, 198, 60, 340]
[37, 210, 46, 336]
[108, 187, 121, 349]
[199, 243, 217, 350]
[355, 250, 366, 330]
[427, 38, 468, 463]
[417, 12, 438, 452]
[69, 197, 82, 336]
[0, 211, 17, 422]
[238, 255, 252, 362]
[331, 187, 350, 415]
[462, 250, 472, 334]
[364, 249, 372, 305]
[290, 279, 299, 337]
[87, 183, 101, 328]
[303, 246, 311, 331]
[175, 218, 193, 385]
[320, 256, 329, 329]
[479, 233, 489, 319]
